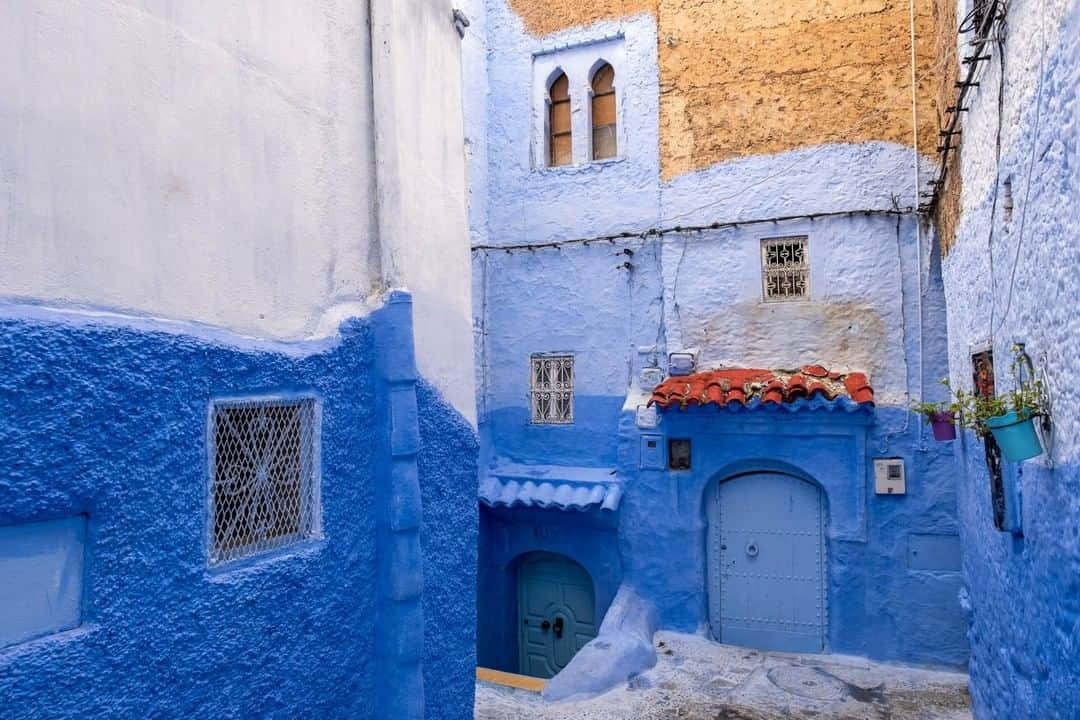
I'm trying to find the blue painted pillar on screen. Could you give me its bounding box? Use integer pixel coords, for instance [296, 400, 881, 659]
[374, 291, 426, 719]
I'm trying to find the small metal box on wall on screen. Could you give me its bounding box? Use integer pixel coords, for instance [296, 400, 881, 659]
[874, 458, 906, 495]
[640, 434, 665, 470]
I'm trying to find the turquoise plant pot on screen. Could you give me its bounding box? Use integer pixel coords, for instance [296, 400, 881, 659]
[985, 410, 1043, 461]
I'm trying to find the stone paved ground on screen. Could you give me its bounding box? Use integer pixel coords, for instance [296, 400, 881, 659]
[475, 632, 971, 720]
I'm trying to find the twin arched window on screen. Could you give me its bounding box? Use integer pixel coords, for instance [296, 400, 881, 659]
[547, 63, 617, 167]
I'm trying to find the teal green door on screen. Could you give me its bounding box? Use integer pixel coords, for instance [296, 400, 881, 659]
[517, 552, 597, 678]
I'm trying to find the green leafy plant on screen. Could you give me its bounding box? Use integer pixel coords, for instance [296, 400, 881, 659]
[956, 345, 1049, 436]
[910, 378, 967, 424]
[911, 346, 1050, 438]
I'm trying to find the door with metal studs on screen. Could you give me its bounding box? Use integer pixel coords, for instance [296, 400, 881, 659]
[707, 472, 826, 653]
[517, 552, 597, 678]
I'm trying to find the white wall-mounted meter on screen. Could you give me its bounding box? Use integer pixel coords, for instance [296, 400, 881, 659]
[874, 458, 906, 495]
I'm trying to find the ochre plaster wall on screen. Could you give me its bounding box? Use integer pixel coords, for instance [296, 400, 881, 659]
[508, 0, 942, 178]
[929, 0, 962, 251]
[506, 0, 656, 37]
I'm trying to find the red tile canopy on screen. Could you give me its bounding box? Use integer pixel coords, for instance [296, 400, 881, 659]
[649, 365, 874, 410]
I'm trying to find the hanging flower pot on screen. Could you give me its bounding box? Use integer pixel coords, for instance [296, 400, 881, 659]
[984, 410, 1043, 461]
[911, 379, 966, 443]
[929, 411, 957, 441]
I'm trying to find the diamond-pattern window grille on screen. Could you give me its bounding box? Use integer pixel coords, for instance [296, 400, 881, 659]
[208, 397, 320, 566]
[762, 236, 810, 302]
[530, 355, 574, 424]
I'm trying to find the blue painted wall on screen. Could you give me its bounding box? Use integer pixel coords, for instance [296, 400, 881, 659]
[625, 405, 967, 667]
[0, 297, 477, 720]
[417, 378, 480, 718]
[941, 0, 1080, 715]
[477, 504, 621, 672]
[471, 0, 968, 671]
[475, 220, 969, 669]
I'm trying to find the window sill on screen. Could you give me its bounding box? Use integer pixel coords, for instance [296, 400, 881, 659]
[205, 537, 327, 580]
[532, 156, 627, 175]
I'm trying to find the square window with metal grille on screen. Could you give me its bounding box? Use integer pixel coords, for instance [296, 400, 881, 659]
[208, 397, 320, 565]
[530, 355, 574, 424]
[761, 236, 810, 302]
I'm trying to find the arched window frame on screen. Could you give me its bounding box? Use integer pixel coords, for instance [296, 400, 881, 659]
[547, 70, 572, 168]
[589, 60, 618, 162]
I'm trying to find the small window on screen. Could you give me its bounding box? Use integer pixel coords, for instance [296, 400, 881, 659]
[591, 63, 617, 160]
[530, 355, 574, 424]
[761, 236, 810, 302]
[548, 72, 572, 167]
[668, 439, 691, 470]
[209, 397, 320, 565]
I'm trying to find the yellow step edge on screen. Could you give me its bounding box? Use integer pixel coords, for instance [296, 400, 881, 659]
[476, 667, 547, 693]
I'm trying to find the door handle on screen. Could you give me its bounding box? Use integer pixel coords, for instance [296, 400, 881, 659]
[540, 620, 551, 631]
[553, 617, 564, 638]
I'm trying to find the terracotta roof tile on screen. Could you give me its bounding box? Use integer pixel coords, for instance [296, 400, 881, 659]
[649, 366, 874, 411]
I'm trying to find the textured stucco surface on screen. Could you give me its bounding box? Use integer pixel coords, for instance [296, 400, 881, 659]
[417, 378, 481, 720]
[503, 0, 941, 176]
[372, 0, 478, 425]
[622, 406, 966, 667]
[504, 0, 654, 36]
[473, 211, 967, 670]
[0, 302, 479, 719]
[472, 0, 965, 675]
[941, 0, 1080, 716]
[0, 0, 477, 424]
[0, 312, 377, 718]
[656, 0, 941, 176]
[478, 505, 622, 672]
[474, 5, 935, 252]
[0, 0, 379, 339]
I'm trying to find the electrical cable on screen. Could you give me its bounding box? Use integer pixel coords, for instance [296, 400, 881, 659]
[470, 208, 910, 254]
[909, 0, 928, 451]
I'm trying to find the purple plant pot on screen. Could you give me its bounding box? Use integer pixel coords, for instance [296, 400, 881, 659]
[930, 411, 957, 441]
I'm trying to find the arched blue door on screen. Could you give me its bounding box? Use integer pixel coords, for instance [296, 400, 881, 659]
[517, 552, 597, 678]
[707, 472, 825, 653]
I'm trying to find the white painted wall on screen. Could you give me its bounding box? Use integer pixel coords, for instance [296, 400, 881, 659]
[371, 0, 477, 425]
[0, 0, 476, 422]
[0, 0, 379, 339]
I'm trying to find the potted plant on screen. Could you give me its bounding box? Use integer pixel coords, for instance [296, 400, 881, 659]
[962, 345, 1049, 461]
[911, 379, 967, 442]
[980, 377, 1047, 461]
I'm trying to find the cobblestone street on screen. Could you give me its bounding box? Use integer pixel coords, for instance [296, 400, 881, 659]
[475, 632, 971, 720]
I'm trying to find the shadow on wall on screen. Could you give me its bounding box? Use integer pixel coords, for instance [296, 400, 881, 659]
[477, 504, 622, 676]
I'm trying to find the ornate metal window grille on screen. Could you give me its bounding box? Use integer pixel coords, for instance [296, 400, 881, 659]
[761, 236, 810, 302]
[530, 355, 574, 424]
[208, 397, 320, 565]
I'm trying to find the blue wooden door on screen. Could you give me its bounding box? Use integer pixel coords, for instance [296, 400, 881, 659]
[707, 472, 825, 653]
[517, 552, 597, 678]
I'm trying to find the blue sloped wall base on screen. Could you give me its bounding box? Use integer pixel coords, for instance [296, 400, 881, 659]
[0, 300, 477, 720]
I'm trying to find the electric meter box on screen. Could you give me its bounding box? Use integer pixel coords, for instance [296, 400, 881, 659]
[874, 458, 906, 495]
[640, 435, 665, 470]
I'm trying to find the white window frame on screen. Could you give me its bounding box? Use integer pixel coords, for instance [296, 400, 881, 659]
[530, 354, 574, 424]
[761, 236, 810, 303]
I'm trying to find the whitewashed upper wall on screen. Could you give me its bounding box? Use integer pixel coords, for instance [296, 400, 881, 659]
[0, 0, 477, 422]
[371, 0, 477, 425]
[0, 0, 379, 339]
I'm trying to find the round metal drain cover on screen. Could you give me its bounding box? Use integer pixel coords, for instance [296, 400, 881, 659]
[767, 666, 847, 701]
